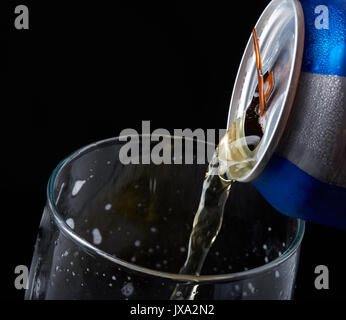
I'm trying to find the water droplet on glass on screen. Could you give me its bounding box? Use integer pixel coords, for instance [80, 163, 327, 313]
[66, 218, 75, 230]
[92, 228, 102, 245]
[121, 282, 134, 297]
[72, 180, 86, 196]
[134, 240, 141, 247]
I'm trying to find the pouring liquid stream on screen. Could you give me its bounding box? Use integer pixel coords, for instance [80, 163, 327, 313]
[170, 114, 261, 300]
[170, 28, 271, 300]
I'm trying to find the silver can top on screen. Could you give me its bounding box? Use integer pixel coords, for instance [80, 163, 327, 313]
[226, 0, 304, 182]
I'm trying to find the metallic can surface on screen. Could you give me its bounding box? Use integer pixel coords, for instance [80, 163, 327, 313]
[253, 0, 346, 229]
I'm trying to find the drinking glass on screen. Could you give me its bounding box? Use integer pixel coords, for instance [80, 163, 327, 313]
[25, 135, 304, 300]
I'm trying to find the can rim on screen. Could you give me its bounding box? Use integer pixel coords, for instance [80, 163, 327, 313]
[227, 0, 305, 183]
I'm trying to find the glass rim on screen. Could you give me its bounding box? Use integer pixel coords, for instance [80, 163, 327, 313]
[47, 135, 305, 284]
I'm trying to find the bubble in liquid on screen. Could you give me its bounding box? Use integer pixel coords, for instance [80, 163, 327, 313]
[72, 180, 86, 196]
[248, 282, 255, 294]
[66, 218, 75, 230]
[105, 203, 112, 211]
[268, 226, 272, 232]
[275, 270, 280, 278]
[34, 278, 41, 297]
[134, 240, 141, 247]
[112, 275, 116, 280]
[121, 282, 134, 297]
[150, 227, 157, 233]
[131, 257, 136, 262]
[264, 256, 269, 263]
[263, 244, 268, 250]
[107, 161, 111, 165]
[62, 250, 69, 257]
[180, 247, 186, 253]
[92, 228, 102, 245]
[109, 283, 113, 287]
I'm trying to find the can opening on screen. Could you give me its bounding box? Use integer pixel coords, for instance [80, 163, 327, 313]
[244, 70, 274, 151]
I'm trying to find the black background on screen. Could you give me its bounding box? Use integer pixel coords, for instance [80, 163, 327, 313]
[3, 0, 346, 300]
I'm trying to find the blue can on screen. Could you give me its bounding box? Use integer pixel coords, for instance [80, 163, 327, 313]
[252, 0, 346, 229]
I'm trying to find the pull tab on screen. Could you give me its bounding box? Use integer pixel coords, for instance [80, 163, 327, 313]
[252, 28, 274, 116]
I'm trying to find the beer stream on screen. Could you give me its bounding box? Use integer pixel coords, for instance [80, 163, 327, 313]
[170, 28, 270, 300]
[170, 115, 261, 300]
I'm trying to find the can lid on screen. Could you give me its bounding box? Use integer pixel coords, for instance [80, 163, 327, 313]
[226, 0, 304, 182]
